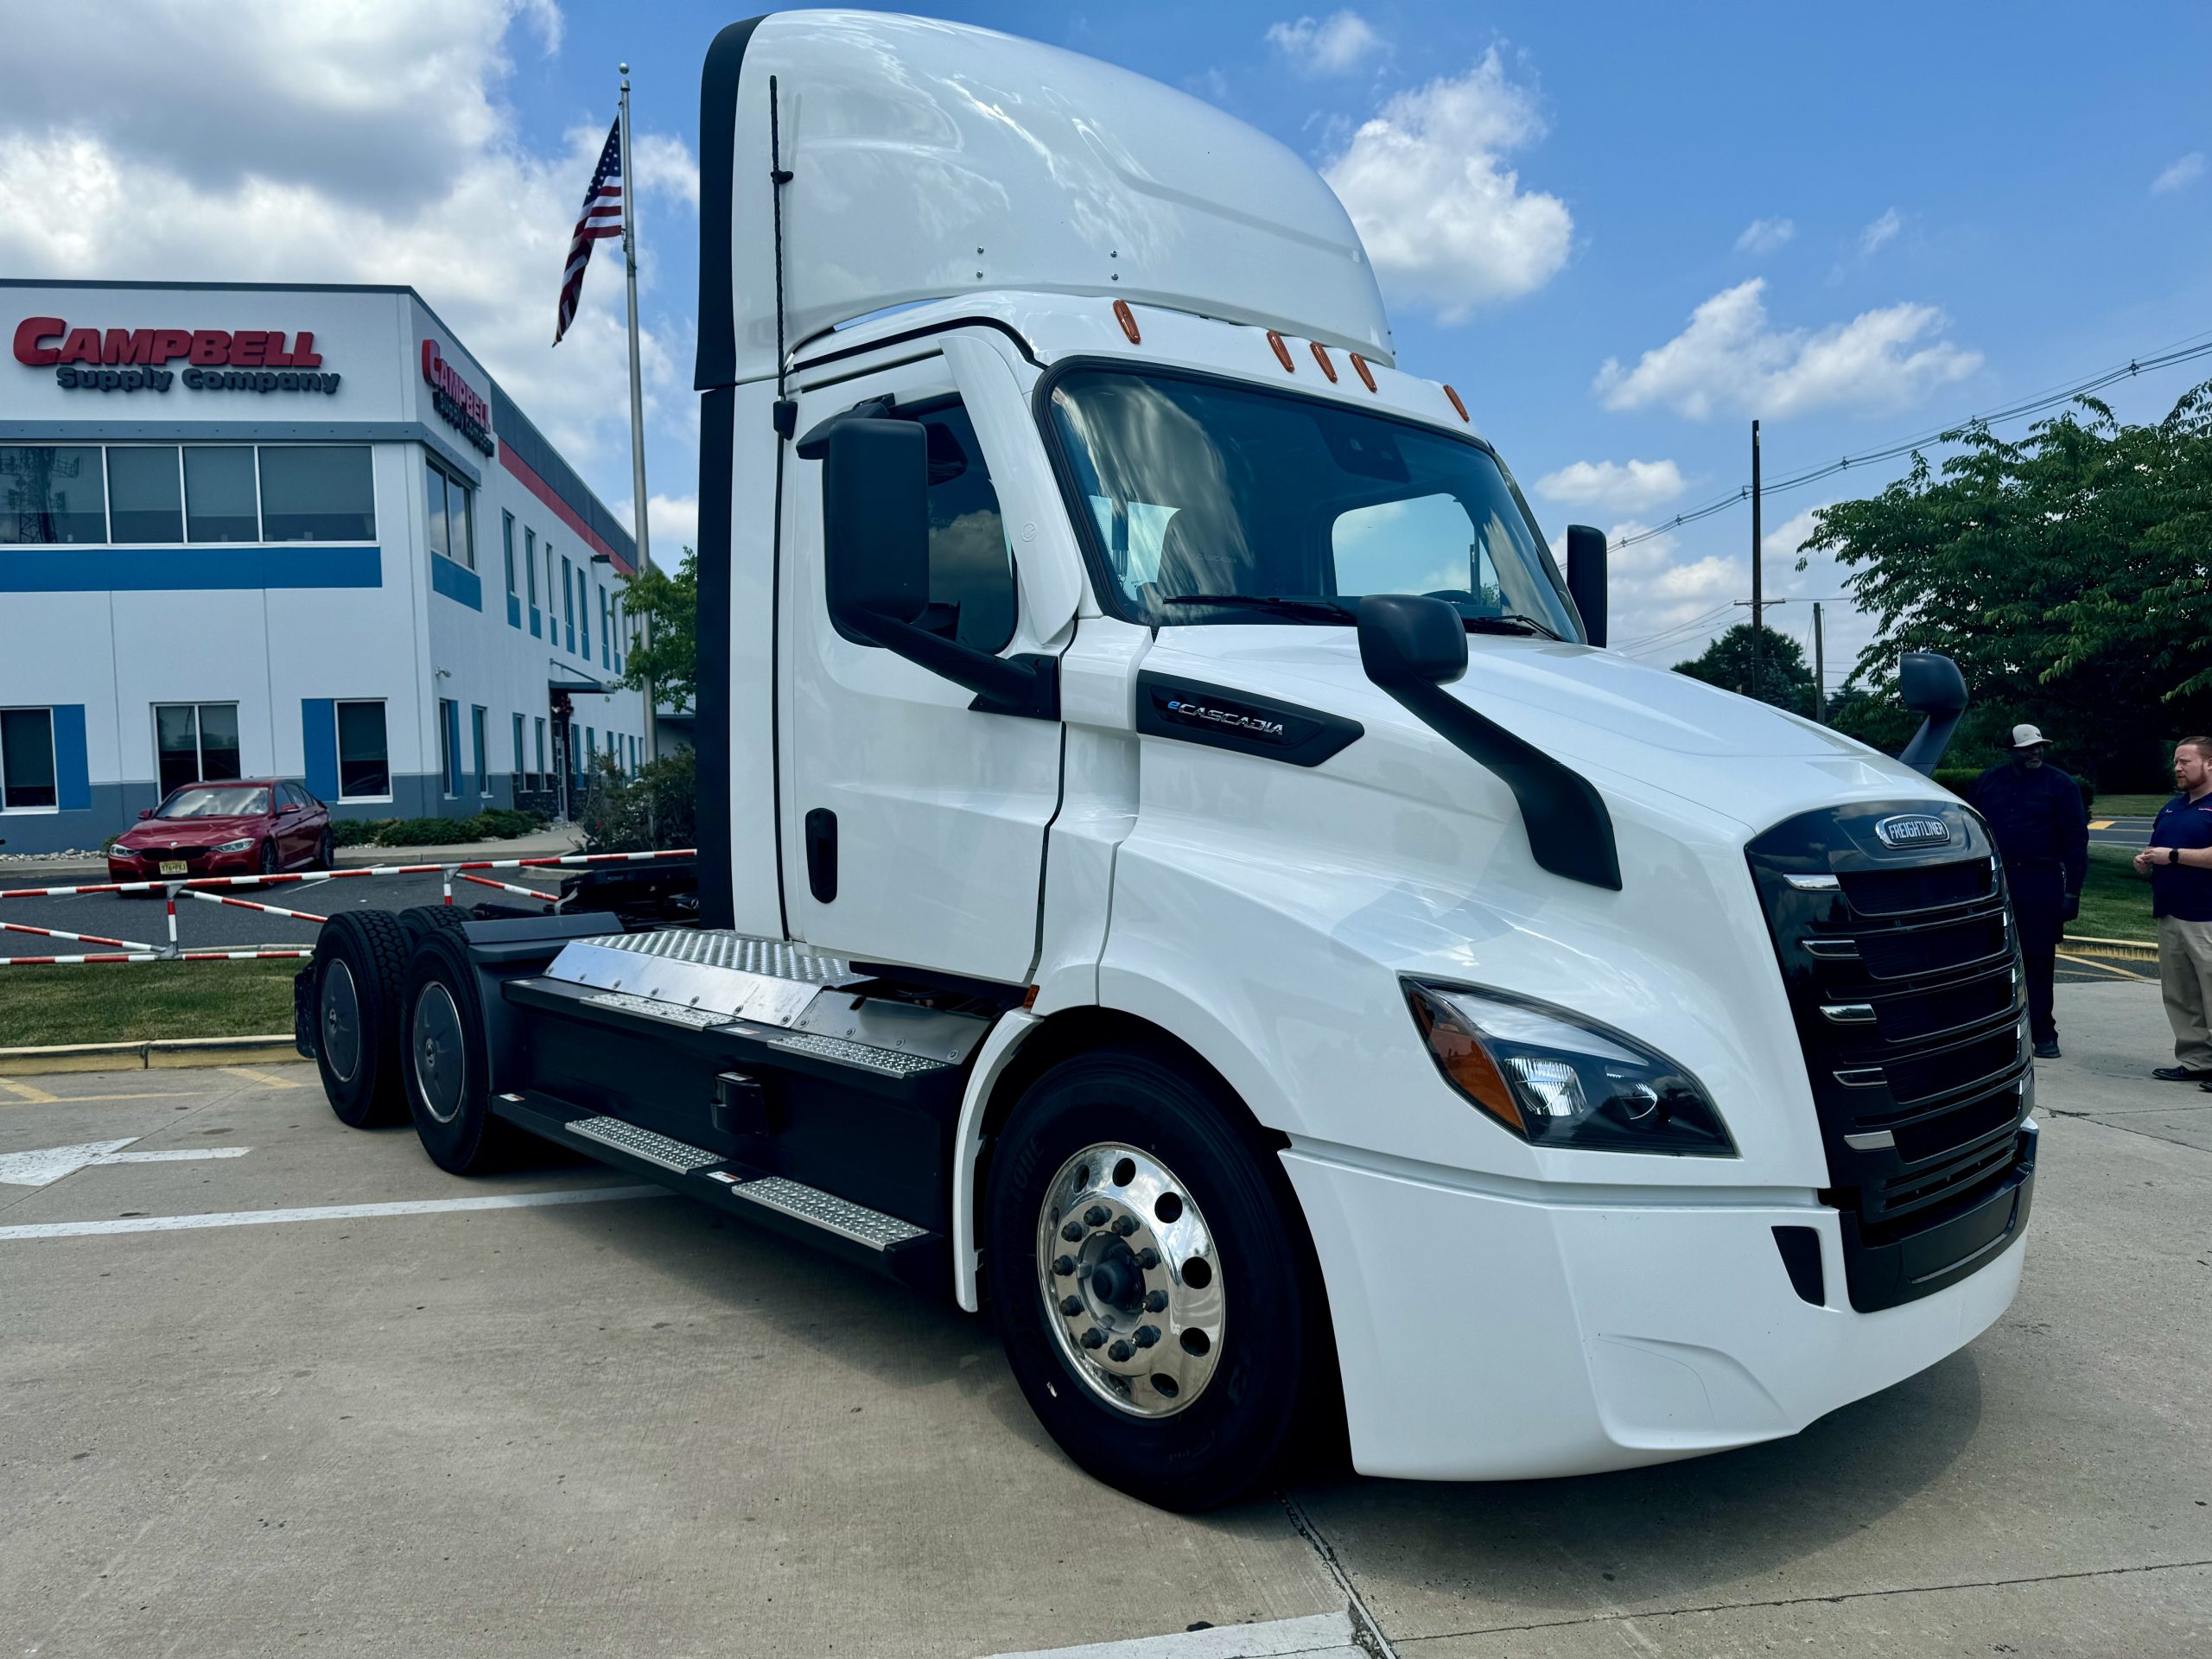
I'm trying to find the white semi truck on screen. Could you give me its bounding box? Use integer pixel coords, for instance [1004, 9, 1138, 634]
[298, 11, 2035, 1510]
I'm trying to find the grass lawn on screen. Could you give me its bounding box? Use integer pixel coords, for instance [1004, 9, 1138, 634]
[0, 959, 300, 1048]
[2073, 845, 2158, 944]
[2091, 793, 2172, 818]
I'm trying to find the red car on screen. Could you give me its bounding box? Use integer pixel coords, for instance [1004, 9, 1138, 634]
[108, 780, 334, 890]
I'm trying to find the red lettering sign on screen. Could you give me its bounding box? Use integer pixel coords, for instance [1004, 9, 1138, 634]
[420, 339, 489, 427]
[12, 319, 333, 371]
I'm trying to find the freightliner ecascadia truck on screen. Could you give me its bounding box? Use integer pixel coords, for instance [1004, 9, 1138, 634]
[297, 11, 2036, 1510]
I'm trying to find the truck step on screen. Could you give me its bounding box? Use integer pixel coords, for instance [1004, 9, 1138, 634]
[701, 1171, 928, 1248]
[568, 1115, 728, 1174]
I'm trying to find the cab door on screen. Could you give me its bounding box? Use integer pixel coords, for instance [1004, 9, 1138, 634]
[778, 347, 1065, 984]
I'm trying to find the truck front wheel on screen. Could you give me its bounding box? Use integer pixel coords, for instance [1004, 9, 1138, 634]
[982, 1045, 1316, 1511]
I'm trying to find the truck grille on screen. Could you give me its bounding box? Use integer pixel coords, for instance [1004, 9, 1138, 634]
[1748, 800, 2037, 1311]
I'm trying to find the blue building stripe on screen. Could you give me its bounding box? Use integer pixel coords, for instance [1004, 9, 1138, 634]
[302, 700, 338, 799]
[0, 545, 382, 593]
[430, 555, 483, 611]
[51, 705, 90, 810]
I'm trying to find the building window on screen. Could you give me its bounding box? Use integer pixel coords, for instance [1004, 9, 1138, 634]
[534, 717, 547, 787]
[524, 526, 542, 635]
[599, 585, 611, 665]
[511, 713, 524, 791]
[154, 702, 243, 798]
[585, 727, 596, 772]
[0, 446, 106, 543]
[259, 445, 373, 542]
[424, 460, 474, 569]
[334, 700, 391, 800]
[183, 446, 260, 542]
[437, 699, 461, 798]
[562, 556, 575, 652]
[108, 448, 185, 543]
[0, 708, 58, 810]
[471, 705, 489, 797]
[504, 512, 518, 592]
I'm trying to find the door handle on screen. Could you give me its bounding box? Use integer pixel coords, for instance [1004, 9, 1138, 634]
[804, 808, 838, 903]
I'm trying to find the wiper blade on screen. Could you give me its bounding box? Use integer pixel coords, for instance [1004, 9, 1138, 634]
[1161, 593, 1358, 625]
[1464, 613, 1562, 641]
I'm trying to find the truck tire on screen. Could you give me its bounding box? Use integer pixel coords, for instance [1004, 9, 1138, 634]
[398, 904, 468, 944]
[398, 930, 514, 1175]
[309, 911, 412, 1128]
[982, 1044, 1317, 1511]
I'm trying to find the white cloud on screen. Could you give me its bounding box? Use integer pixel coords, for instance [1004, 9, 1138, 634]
[619, 493, 700, 556]
[0, 2, 696, 478]
[1321, 50, 1572, 321]
[630, 132, 701, 212]
[2152, 152, 2205, 194]
[1735, 217, 1795, 254]
[1266, 11, 1385, 74]
[1593, 279, 1980, 420]
[1534, 458, 1686, 514]
[1858, 207, 1903, 257]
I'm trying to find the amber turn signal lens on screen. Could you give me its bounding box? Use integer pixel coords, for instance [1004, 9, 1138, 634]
[1443, 384, 1470, 423]
[1113, 299, 1141, 344]
[1407, 986, 1523, 1134]
[1266, 329, 1296, 372]
[1349, 353, 1378, 391]
[1309, 341, 1338, 382]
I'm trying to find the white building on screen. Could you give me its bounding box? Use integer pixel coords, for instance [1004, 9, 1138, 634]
[0, 280, 647, 854]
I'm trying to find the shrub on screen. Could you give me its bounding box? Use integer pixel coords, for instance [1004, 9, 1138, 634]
[329, 818, 394, 848]
[578, 748, 696, 854]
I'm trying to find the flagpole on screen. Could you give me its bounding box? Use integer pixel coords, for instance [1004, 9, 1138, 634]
[618, 63, 658, 766]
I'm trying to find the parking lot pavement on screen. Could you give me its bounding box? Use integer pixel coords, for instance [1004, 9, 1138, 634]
[3, 976, 2209, 1658]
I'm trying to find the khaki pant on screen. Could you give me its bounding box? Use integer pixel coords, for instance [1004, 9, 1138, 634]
[2159, 915, 2212, 1070]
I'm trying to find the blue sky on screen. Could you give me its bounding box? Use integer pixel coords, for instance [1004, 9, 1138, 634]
[7, 3, 2208, 683]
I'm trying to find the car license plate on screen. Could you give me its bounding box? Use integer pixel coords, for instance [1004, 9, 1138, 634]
[159, 861, 188, 876]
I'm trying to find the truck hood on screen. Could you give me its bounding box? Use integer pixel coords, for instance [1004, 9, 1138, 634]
[1144, 626, 1940, 835]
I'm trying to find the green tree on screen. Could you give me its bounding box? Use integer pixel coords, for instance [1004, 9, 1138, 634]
[1802, 382, 2212, 784]
[615, 547, 699, 713]
[1673, 623, 1817, 715]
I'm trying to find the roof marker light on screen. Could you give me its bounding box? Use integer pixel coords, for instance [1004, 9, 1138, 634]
[1349, 353, 1378, 392]
[1113, 299, 1141, 345]
[1443, 384, 1470, 423]
[1266, 330, 1295, 372]
[1309, 342, 1338, 383]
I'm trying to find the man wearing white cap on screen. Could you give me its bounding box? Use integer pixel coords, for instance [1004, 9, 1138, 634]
[1974, 724, 2088, 1059]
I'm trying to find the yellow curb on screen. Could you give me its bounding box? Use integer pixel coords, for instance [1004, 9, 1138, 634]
[2063, 934, 2158, 963]
[0, 1035, 302, 1076]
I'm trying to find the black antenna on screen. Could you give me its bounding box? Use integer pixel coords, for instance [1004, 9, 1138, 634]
[768, 74, 795, 435]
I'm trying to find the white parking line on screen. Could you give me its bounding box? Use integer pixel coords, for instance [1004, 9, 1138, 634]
[0, 1184, 671, 1241]
[982, 1611, 1361, 1659]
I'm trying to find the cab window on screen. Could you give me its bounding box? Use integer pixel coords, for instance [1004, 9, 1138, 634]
[915, 403, 1016, 654]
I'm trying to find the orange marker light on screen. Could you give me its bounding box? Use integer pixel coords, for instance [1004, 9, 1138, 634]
[1113, 299, 1141, 344]
[1349, 353, 1378, 392]
[1309, 341, 1338, 382]
[1266, 330, 1295, 372]
[1444, 384, 1471, 423]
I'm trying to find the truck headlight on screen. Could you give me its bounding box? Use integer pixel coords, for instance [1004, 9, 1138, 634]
[1406, 982, 1735, 1155]
[212, 838, 255, 854]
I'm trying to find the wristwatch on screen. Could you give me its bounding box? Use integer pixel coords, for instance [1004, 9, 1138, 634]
[2171, 846, 2182, 866]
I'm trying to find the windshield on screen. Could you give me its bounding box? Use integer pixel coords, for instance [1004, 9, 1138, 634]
[156, 785, 269, 818]
[1045, 367, 1578, 638]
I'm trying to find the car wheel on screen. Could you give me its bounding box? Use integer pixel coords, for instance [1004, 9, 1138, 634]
[982, 1043, 1325, 1511]
[399, 929, 515, 1174]
[315, 828, 335, 871]
[309, 910, 412, 1128]
[257, 837, 279, 877]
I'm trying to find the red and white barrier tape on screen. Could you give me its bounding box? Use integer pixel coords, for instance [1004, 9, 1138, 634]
[0, 948, 314, 967]
[456, 871, 561, 903]
[0, 918, 159, 951]
[0, 847, 694, 901]
[175, 887, 332, 925]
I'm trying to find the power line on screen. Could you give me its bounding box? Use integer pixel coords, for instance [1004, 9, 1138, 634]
[1612, 333, 2212, 552]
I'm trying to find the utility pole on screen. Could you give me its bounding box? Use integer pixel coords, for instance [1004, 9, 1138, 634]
[1812, 601, 1826, 724]
[1749, 418, 1763, 702]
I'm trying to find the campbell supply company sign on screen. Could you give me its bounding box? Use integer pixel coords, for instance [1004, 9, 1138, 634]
[421, 340, 494, 455]
[11, 317, 340, 396]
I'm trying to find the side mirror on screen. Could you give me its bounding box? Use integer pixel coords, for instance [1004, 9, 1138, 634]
[278, 802, 302, 815]
[818, 418, 929, 639]
[1565, 524, 1607, 648]
[137, 808, 153, 820]
[1896, 651, 1969, 777]
[1357, 594, 1468, 690]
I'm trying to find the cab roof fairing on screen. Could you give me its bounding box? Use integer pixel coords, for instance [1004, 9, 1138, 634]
[695, 9, 1395, 391]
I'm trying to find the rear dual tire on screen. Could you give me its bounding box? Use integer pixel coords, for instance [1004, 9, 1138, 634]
[310, 911, 412, 1128]
[398, 929, 513, 1174]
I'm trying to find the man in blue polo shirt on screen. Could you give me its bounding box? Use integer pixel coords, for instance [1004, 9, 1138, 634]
[2134, 736, 2212, 1083]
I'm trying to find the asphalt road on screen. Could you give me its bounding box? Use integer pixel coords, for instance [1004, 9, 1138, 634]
[0, 867, 568, 954]
[2, 977, 2208, 1657]
[2089, 816, 2155, 849]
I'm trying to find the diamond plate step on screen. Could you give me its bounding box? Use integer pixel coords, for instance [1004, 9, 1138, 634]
[704, 1171, 929, 1248]
[568, 1116, 728, 1174]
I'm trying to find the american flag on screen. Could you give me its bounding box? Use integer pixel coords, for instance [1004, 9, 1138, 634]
[555, 118, 623, 345]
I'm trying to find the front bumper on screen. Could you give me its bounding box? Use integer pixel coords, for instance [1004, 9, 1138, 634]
[1282, 1139, 2031, 1481]
[108, 847, 256, 883]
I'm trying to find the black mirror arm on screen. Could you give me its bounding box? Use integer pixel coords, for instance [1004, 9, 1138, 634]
[1897, 711, 1962, 778]
[1374, 678, 1624, 890]
[852, 610, 1060, 720]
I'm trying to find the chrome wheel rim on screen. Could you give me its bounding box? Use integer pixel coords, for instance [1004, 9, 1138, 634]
[411, 982, 466, 1125]
[320, 958, 361, 1083]
[1035, 1143, 1224, 1418]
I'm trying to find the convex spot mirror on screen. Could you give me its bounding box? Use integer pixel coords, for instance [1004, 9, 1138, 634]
[815, 416, 928, 638]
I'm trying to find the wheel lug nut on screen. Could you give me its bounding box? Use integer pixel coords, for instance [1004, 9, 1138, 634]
[1061, 1221, 1084, 1242]
[1083, 1205, 1109, 1228]
[1110, 1214, 1137, 1236]
[1145, 1289, 1168, 1313]
[1059, 1295, 1083, 1316]
[1135, 1248, 1160, 1269]
[1080, 1327, 1106, 1350]
[1108, 1339, 1135, 1363]
[1135, 1325, 1160, 1348]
